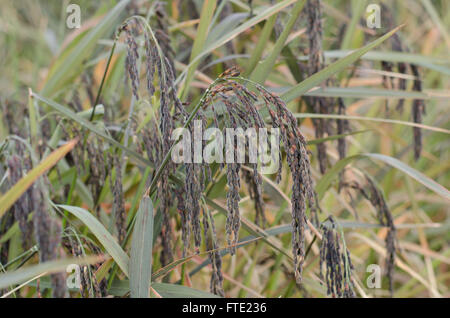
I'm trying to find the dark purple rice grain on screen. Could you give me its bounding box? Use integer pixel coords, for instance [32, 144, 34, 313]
[144, 32, 157, 98]
[109, 154, 127, 245]
[319, 218, 355, 298]
[243, 169, 265, 227]
[336, 98, 349, 161]
[410, 64, 425, 161]
[124, 23, 140, 101]
[203, 208, 225, 297]
[261, 87, 316, 283]
[306, 0, 330, 174]
[7, 155, 33, 249]
[32, 184, 67, 297]
[381, 3, 424, 160]
[185, 116, 206, 251]
[86, 137, 106, 214]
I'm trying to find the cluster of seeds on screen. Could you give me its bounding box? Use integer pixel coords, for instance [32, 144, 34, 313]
[319, 217, 355, 298]
[179, 71, 317, 285]
[225, 159, 241, 255]
[264, 91, 316, 283]
[174, 187, 189, 257]
[123, 24, 140, 101]
[304, 0, 352, 175]
[109, 154, 127, 245]
[144, 64, 318, 291]
[7, 155, 34, 249]
[242, 169, 265, 227]
[336, 98, 350, 161]
[202, 74, 266, 257]
[410, 65, 426, 160]
[86, 137, 106, 214]
[142, 122, 162, 166]
[121, 14, 184, 266]
[143, 120, 175, 266]
[362, 178, 396, 296]
[202, 208, 225, 297]
[153, 3, 176, 74]
[185, 121, 207, 252]
[380, 3, 426, 160]
[305, 0, 332, 174]
[32, 182, 66, 297]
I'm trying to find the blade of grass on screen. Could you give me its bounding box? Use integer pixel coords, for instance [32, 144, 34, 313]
[151, 255, 196, 281]
[315, 154, 450, 200]
[32, 92, 151, 167]
[109, 280, 220, 298]
[364, 153, 450, 200]
[421, 0, 450, 50]
[293, 113, 450, 134]
[175, 0, 297, 86]
[244, 14, 277, 76]
[57, 205, 130, 276]
[41, 0, 130, 96]
[152, 282, 220, 298]
[301, 87, 445, 100]
[340, 0, 366, 50]
[294, 50, 450, 76]
[307, 129, 371, 145]
[181, 0, 217, 100]
[130, 196, 154, 298]
[281, 25, 404, 103]
[249, 0, 306, 83]
[0, 255, 104, 290]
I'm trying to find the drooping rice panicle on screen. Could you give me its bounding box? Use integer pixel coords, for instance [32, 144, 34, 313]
[319, 217, 355, 298]
[305, 0, 331, 174]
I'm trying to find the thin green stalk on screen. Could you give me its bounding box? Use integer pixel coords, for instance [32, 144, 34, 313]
[181, 0, 217, 100]
[244, 14, 277, 76]
[89, 38, 118, 121]
[249, 0, 306, 83]
[3, 245, 38, 270]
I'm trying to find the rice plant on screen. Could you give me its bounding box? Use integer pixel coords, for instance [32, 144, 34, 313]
[0, 0, 448, 298]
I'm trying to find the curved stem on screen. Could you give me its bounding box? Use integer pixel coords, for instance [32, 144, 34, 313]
[90, 38, 117, 121]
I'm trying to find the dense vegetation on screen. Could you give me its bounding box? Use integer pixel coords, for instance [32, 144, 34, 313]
[0, 0, 448, 298]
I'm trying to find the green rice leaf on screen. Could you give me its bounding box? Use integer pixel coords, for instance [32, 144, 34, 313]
[0, 256, 103, 290]
[281, 25, 403, 103]
[130, 196, 154, 298]
[316, 153, 450, 200]
[57, 205, 130, 276]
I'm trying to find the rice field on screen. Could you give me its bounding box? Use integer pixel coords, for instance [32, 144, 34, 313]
[0, 0, 448, 298]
